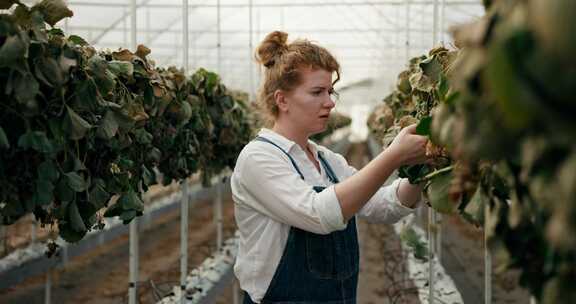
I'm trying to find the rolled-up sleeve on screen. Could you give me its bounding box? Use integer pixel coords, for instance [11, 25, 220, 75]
[328, 151, 417, 224]
[234, 148, 347, 234]
[357, 178, 416, 223]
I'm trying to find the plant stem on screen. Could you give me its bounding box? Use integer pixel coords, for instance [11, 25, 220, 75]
[415, 165, 453, 184]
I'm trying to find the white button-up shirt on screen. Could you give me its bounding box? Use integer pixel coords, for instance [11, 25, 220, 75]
[232, 128, 416, 303]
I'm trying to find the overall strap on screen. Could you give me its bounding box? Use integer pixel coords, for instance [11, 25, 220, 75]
[254, 136, 305, 180]
[318, 151, 340, 184]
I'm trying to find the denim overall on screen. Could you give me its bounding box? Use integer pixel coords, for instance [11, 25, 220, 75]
[243, 136, 359, 304]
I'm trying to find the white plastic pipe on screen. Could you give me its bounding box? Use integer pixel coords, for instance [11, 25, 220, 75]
[129, 219, 139, 304]
[428, 208, 435, 304]
[485, 205, 492, 304]
[180, 180, 190, 304]
[215, 180, 223, 251]
[45, 269, 51, 304]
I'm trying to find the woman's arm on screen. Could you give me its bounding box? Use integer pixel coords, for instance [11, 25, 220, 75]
[334, 124, 427, 222]
[397, 179, 425, 208]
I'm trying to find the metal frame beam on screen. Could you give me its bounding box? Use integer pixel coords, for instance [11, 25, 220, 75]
[66, 1, 482, 8]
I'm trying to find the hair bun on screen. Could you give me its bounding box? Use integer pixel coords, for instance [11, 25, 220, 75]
[256, 31, 288, 68]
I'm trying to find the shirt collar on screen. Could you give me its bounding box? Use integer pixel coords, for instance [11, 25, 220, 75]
[258, 128, 322, 158]
[258, 128, 297, 153]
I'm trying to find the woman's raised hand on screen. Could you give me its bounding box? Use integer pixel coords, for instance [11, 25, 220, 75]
[387, 124, 428, 166]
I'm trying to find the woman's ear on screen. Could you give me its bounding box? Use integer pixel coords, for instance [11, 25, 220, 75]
[274, 89, 289, 113]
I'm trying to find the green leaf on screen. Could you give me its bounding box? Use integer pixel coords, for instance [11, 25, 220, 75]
[38, 160, 59, 181]
[133, 129, 152, 144]
[34, 0, 74, 26]
[68, 35, 88, 46]
[400, 226, 428, 261]
[416, 116, 432, 136]
[0, 126, 9, 149]
[444, 91, 460, 106]
[485, 30, 538, 130]
[47, 28, 64, 36]
[55, 178, 74, 202]
[119, 210, 137, 223]
[437, 74, 449, 101]
[103, 201, 123, 218]
[68, 201, 86, 232]
[141, 165, 155, 186]
[64, 106, 92, 140]
[107, 60, 134, 78]
[17, 131, 53, 153]
[119, 190, 144, 212]
[74, 79, 100, 111]
[89, 179, 110, 209]
[0, 35, 27, 68]
[36, 56, 63, 87]
[65, 172, 87, 192]
[14, 72, 39, 105]
[97, 110, 119, 139]
[399, 164, 431, 184]
[426, 171, 456, 214]
[58, 223, 85, 243]
[35, 179, 54, 205]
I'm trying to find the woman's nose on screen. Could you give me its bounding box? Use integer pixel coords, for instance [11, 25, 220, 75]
[324, 94, 336, 108]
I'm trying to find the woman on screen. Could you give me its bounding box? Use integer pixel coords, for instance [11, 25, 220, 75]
[232, 31, 429, 304]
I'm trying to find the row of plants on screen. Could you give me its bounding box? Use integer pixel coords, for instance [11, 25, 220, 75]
[367, 0, 575, 302]
[0, 0, 253, 243]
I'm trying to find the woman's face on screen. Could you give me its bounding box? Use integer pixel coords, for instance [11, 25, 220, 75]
[281, 67, 336, 136]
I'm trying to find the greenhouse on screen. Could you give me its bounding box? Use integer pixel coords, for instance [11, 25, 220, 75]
[0, 0, 574, 304]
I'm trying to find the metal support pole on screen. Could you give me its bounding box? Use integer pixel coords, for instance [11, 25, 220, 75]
[256, 9, 261, 87]
[428, 208, 435, 304]
[0, 226, 6, 256]
[31, 216, 37, 244]
[129, 219, 139, 304]
[123, 7, 128, 47]
[214, 179, 223, 251]
[440, 0, 446, 44]
[217, 0, 222, 74]
[180, 6, 190, 303]
[180, 180, 190, 304]
[128, 2, 138, 304]
[485, 205, 492, 304]
[248, 0, 254, 100]
[431, 0, 443, 263]
[233, 280, 240, 304]
[405, 0, 410, 62]
[183, 0, 189, 74]
[146, 8, 151, 46]
[45, 269, 51, 304]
